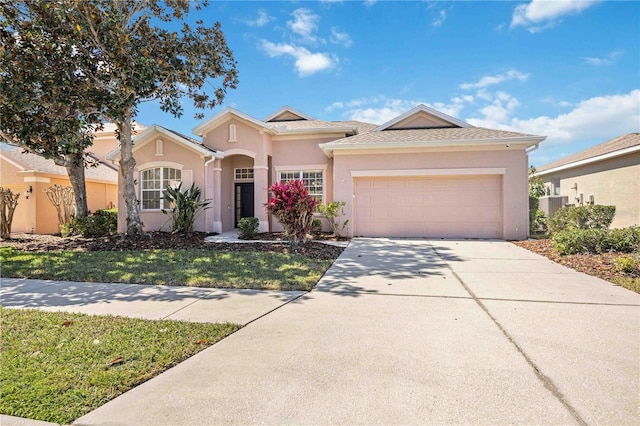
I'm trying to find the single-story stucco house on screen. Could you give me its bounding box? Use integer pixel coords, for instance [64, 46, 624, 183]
[0, 142, 119, 235]
[106, 104, 546, 240]
[534, 133, 640, 228]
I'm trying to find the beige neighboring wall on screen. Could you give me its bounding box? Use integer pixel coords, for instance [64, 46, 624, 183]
[332, 147, 530, 240]
[541, 154, 640, 228]
[1, 156, 117, 235]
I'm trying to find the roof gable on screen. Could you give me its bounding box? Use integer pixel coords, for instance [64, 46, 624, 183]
[106, 125, 221, 161]
[375, 104, 472, 131]
[264, 106, 315, 122]
[192, 107, 273, 137]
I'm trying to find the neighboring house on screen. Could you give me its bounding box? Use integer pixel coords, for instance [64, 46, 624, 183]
[0, 126, 125, 234]
[107, 104, 544, 240]
[534, 133, 640, 228]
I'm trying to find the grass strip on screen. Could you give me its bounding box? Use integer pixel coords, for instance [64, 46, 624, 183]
[0, 247, 331, 291]
[0, 307, 240, 424]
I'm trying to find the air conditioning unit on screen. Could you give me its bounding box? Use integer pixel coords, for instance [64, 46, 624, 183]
[539, 196, 569, 217]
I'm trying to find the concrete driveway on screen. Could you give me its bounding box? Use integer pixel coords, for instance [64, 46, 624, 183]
[73, 238, 640, 425]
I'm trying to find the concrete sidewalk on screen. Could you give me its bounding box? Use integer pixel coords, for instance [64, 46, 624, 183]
[69, 238, 639, 425]
[0, 278, 305, 325]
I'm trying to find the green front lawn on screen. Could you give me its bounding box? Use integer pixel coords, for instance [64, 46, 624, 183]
[0, 307, 240, 424]
[0, 247, 331, 291]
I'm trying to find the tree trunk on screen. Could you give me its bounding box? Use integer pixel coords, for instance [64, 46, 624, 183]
[65, 153, 89, 218]
[118, 110, 145, 236]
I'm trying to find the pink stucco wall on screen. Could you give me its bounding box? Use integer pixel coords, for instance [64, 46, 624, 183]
[116, 131, 207, 233]
[332, 147, 530, 240]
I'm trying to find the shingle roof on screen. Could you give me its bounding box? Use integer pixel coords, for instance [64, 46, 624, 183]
[536, 133, 640, 173]
[0, 143, 118, 182]
[321, 126, 540, 147]
[268, 119, 360, 132]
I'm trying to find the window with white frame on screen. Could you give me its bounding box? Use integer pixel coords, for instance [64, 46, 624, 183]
[279, 170, 323, 202]
[234, 167, 254, 180]
[551, 178, 561, 196]
[141, 167, 181, 209]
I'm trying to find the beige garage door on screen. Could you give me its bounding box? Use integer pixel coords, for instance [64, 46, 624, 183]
[354, 175, 502, 238]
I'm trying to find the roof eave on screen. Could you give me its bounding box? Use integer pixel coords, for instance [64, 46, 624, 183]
[107, 125, 222, 161]
[534, 144, 640, 177]
[320, 136, 546, 154]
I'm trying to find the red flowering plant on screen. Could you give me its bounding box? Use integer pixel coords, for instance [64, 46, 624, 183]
[265, 180, 319, 245]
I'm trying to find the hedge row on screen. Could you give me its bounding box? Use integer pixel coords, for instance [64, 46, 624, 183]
[546, 205, 616, 235]
[552, 227, 640, 255]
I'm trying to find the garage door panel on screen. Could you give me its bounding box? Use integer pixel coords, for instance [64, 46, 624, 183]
[355, 175, 502, 239]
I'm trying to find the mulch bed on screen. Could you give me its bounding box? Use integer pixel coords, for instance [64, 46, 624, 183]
[0, 232, 344, 261]
[512, 238, 639, 283]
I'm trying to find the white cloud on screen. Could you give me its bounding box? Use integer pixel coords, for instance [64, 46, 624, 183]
[468, 89, 640, 145]
[584, 50, 624, 66]
[475, 92, 521, 124]
[364, 0, 377, 6]
[326, 96, 473, 124]
[460, 70, 529, 90]
[432, 9, 446, 27]
[246, 9, 273, 27]
[259, 40, 336, 76]
[330, 28, 352, 47]
[287, 8, 320, 43]
[511, 0, 598, 33]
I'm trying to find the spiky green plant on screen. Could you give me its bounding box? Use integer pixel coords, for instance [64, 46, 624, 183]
[161, 183, 210, 234]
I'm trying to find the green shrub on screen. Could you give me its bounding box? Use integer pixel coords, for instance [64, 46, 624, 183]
[71, 209, 117, 237]
[162, 183, 210, 234]
[317, 201, 349, 237]
[547, 205, 616, 235]
[59, 223, 73, 238]
[529, 201, 547, 234]
[552, 226, 640, 255]
[237, 217, 259, 240]
[311, 218, 322, 235]
[614, 255, 639, 274]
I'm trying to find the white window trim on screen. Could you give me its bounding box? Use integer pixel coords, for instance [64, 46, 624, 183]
[275, 165, 326, 203]
[140, 166, 183, 211]
[234, 167, 254, 181]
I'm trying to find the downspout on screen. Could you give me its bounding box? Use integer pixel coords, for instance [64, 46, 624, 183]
[204, 156, 216, 233]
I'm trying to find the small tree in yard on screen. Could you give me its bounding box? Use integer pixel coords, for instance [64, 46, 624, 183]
[317, 201, 349, 237]
[265, 180, 319, 246]
[0, 187, 20, 239]
[45, 185, 75, 228]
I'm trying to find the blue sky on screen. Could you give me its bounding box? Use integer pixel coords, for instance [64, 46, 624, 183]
[136, 0, 640, 167]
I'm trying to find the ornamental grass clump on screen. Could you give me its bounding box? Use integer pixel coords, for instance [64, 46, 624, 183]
[265, 180, 319, 245]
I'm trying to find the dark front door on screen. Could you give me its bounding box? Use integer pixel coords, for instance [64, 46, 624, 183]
[235, 183, 255, 227]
